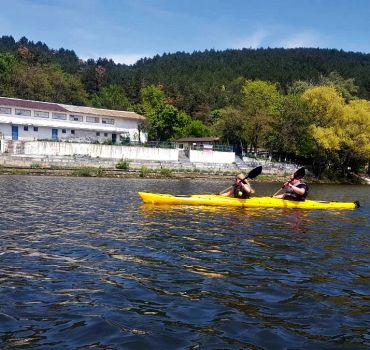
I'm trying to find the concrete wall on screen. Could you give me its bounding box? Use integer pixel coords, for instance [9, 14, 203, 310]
[189, 149, 235, 163]
[23, 141, 178, 161]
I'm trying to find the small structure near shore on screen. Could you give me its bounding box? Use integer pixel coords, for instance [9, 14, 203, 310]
[176, 137, 221, 151]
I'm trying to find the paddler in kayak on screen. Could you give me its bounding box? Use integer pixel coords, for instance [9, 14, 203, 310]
[273, 170, 309, 201]
[219, 173, 255, 199]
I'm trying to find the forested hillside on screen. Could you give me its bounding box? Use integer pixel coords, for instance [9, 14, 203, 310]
[1, 35, 370, 177]
[2, 35, 370, 111]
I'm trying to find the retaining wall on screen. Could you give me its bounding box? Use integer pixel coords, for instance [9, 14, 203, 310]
[23, 141, 179, 161]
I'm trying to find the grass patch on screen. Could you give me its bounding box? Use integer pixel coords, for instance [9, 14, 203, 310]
[139, 166, 150, 178]
[30, 163, 41, 169]
[72, 166, 104, 177]
[159, 167, 173, 177]
[116, 159, 130, 170]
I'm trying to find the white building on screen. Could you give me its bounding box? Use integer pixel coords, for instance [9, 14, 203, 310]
[0, 97, 146, 144]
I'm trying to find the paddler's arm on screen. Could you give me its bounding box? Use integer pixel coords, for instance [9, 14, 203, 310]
[286, 183, 305, 195]
[219, 187, 233, 196]
[241, 179, 255, 194]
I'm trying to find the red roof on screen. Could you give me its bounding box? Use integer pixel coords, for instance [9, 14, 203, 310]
[0, 97, 69, 112]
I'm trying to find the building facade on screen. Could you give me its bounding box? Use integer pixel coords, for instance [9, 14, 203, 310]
[0, 97, 146, 144]
[176, 137, 221, 150]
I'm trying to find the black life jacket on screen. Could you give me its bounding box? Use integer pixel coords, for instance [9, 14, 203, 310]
[233, 183, 250, 199]
[285, 183, 309, 201]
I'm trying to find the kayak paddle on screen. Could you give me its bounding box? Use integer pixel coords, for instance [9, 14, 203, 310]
[219, 166, 262, 195]
[272, 167, 305, 197]
[244, 165, 263, 181]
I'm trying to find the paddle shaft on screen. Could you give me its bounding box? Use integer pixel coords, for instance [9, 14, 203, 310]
[272, 187, 284, 197]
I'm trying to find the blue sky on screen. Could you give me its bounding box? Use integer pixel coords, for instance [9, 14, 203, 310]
[1, 0, 369, 65]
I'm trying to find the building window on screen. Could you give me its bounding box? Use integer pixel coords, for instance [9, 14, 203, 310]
[71, 130, 75, 135]
[86, 116, 99, 123]
[52, 112, 67, 120]
[34, 110, 49, 118]
[102, 118, 114, 125]
[104, 133, 108, 137]
[33, 127, 38, 132]
[96, 132, 100, 136]
[0, 107, 11, 114]
[69, 114, 83, 122]
[15, 108, 31, 116]
[24, 126, 29, 131]
[62, 129, 66, 134]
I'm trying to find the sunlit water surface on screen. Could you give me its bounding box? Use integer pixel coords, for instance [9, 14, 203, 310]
[0, 176, 369, 349]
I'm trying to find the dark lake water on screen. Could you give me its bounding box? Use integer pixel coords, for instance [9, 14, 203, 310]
[0, 176, 369, 349]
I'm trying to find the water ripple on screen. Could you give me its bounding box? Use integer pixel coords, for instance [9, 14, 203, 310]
[0, 177, 369, 349]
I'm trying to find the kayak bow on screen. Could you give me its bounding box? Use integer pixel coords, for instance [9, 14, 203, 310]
[138, 192, 360, 210]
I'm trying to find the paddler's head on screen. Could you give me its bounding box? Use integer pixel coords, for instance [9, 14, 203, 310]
[235, 173, 246, 183]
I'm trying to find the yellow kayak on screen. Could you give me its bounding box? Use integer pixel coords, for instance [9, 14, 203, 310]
[138, 192, 360, 210]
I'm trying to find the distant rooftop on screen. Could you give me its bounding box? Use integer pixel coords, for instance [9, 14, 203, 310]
[0, 97, 145, 121]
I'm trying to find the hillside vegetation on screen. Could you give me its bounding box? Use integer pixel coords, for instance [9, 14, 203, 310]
[1, 35, 370, 178]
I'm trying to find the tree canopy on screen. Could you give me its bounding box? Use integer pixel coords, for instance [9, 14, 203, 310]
[1, 35, 370, 177]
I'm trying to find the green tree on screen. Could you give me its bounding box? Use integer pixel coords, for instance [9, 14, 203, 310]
[241, 80, 281, 152]
[302, 86, 345, 176]
[266, 94, 313, 159]
[303, 86, 370, 177]
[139, 85, 166, 115]
[319, 71, 359, 102]
[212, 107, 247, 146]
[341, 99, 370, 173]
[136, 85, 196, 141]
[48, 65, 89, 105]
[148, 104, 191, 141]
[0, 52, 16, 95]
[181, 119, 211, 138]
[92, 84, 132, 110]
[10, 62, 88, 104]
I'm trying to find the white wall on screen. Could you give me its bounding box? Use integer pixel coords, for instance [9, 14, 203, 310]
[0, 107, 147, 143]
[189, 149, 235, 163]
[23, 141, 178, 161]
[0, 124, 11, 138]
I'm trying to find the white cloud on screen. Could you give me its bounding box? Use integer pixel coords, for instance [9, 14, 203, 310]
[279, 30, 321, 48]
[234, 29, 272, 49]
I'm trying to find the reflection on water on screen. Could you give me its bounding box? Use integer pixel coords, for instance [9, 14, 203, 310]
[0, 176, 369, 349]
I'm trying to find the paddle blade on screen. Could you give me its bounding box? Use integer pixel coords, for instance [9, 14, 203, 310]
[293, 167, 305, 180]
[246, 166, 262, 179]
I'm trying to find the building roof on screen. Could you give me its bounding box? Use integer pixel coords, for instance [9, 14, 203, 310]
[0, 97, 68, 112]
[59, 104, 145, 121]
[0, 97, 145, 121]
[176, 137, 220, 143]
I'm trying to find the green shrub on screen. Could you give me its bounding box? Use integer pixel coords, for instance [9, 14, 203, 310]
[139, 166, 150, 178]
[102, 139, 113, 145]
[72, 166, 96, 177]
[30, 163, 41, 169]
[159, 167, 173, 177]
[96, 167, 104, 177]
[116, 159, 130, 170]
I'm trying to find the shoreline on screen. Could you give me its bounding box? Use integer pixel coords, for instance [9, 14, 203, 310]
[0, 165, 368, 184]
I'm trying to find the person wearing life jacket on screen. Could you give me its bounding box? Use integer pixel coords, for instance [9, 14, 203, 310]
[274, 175, 309, 201]
[220, 173, 255, 199]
